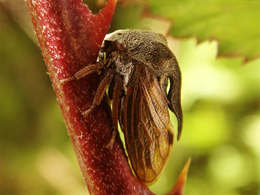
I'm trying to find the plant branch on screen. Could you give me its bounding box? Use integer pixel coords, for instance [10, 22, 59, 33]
[25, 0, 152, 194]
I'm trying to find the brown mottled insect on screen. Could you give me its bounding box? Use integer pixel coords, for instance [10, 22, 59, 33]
[63, 29, 183, 185]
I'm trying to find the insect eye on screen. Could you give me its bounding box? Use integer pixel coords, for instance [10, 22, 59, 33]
[114, 39, 126, 51]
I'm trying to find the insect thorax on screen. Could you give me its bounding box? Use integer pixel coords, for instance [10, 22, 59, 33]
[102, 49, 136, 92]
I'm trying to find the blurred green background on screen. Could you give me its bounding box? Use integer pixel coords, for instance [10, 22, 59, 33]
[1, 1, 259, 195]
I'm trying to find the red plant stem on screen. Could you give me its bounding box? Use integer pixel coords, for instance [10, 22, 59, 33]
[25, 0, 152, 194]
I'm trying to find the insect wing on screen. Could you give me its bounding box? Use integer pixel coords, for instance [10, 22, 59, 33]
[122, 64, 174, 185]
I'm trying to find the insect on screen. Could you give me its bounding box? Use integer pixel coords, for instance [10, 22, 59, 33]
[62, 29, 183, 185]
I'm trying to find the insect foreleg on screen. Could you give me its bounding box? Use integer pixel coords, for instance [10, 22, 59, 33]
[60, 62, 103, 84]
[81, 69, 115, 117]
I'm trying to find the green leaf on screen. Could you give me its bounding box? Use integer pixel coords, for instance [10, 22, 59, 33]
[149, 0, 260, 62]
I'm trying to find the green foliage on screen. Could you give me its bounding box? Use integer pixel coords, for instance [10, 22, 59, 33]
[150, 1, 260, 62]
[112, 0, 260, 62]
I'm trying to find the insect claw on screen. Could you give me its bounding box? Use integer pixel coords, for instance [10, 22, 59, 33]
[106, 130, 117, 149]
[81, 105, 95, 117]
[60, 76, 76, 85]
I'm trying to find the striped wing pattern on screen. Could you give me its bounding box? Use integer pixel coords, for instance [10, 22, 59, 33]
[122, 64, 174, 184]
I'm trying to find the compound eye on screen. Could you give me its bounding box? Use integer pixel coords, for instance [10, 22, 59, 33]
[114, 39, 126, 51]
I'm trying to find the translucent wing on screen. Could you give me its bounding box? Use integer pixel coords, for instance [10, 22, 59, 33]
[121, 64, 174, 185]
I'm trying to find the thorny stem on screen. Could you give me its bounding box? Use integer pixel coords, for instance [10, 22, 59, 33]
[25, 0, 190, 194]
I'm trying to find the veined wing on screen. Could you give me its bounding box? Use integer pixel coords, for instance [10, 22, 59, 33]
[122, 64, 174, 185]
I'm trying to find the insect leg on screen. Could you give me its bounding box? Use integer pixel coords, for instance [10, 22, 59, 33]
[112, 75, 123, 130]
[82, 69, 115, 117]
[60, 62, 103, 84]
[106, 74, 123, 149]
[106, 129, 117, 149]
